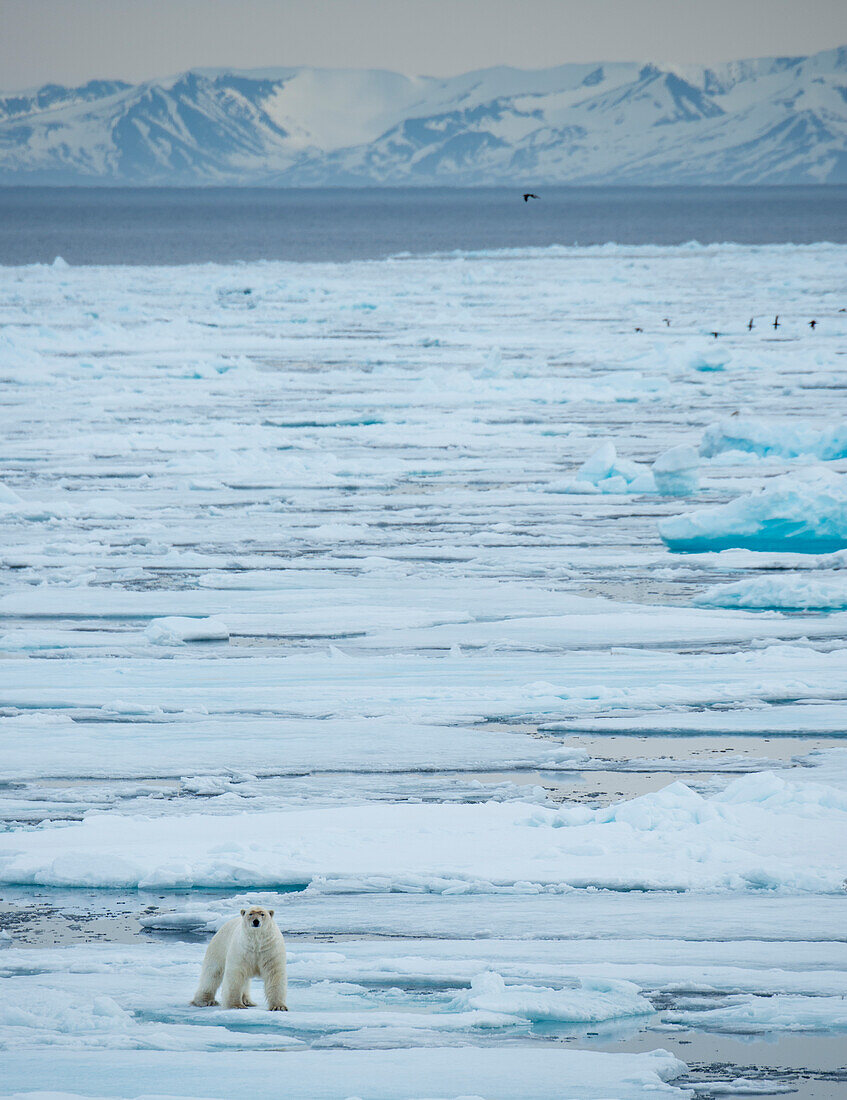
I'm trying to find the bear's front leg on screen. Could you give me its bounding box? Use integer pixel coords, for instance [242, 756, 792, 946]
[221, 966, 250, 1009]
[263, 961, 288, 1011]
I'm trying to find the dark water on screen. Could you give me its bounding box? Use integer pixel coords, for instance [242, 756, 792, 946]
[1, 185, 845, 265]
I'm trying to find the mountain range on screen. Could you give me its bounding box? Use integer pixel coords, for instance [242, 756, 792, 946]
[2, 47, 846, 185]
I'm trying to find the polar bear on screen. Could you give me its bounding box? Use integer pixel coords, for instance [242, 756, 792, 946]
[191, 906, 287, 1011]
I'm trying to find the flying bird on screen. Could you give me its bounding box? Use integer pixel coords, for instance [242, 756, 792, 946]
[663, 318, 671, 326]
[747, 318, 754, 331]
[634, 327, 643, 333]
[523, 193, 539, 202]
[710, 331, 720, 339]
[773, 315, 780, 329]
[809, 319, 817, 329]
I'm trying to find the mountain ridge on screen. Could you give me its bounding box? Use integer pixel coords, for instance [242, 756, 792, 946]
[2, 47, 846, 185]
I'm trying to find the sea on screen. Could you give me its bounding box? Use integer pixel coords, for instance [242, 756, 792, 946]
[1, 184, 846, 265]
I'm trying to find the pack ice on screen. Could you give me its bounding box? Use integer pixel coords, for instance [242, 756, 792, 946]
[1, 243, 847, 1099]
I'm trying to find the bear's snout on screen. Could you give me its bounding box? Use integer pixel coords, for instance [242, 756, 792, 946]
[252, 918, 260, 927]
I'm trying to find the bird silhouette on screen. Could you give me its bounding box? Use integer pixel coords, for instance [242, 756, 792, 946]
[522, 193, 539, 202]
[710, 331, 720, 339]
[747, 318, 754, 331]
[773, 315, 780, 329]
[809, 319, 817, 330]
[663, 318, 671, 326]
[634, 327, 643, 333]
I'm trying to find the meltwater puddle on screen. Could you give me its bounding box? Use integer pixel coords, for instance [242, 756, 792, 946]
[476, 731, 844, 806]
[0, 888, 217, 947]
[4, 733, 839, 827]
[0, 886, 311, 947]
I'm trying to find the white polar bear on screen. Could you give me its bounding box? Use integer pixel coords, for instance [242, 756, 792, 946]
[191, 906, 287, 1011]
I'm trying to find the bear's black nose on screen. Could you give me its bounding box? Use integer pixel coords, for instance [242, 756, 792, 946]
[252, 919, 260, 927]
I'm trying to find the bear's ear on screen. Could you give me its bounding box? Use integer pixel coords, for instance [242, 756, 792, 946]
[268, 909, 274, 917]
[240, 909, 246, 916]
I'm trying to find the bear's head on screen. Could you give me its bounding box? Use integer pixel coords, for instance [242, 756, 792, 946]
[240, 906, 275, 931]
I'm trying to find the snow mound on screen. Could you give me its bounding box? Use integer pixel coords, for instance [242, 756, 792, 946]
[698, 575, 847, 610]
[659, 467, 847, 553]
[145, 617, 230, 645]
[0, 989, 136, 1047]
[670, 993, 847, 1033]
[701, 417, 847, 460]
[652, 445, 699, 496]
[455, 970, 653, 1023]
[710, 769, 847, 812]
[552, 442, 656, 494]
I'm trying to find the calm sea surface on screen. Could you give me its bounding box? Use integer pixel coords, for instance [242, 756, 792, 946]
[1, 186, 845, 265]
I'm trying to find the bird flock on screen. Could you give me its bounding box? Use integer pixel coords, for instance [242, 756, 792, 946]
[518, 194, 834, 338]
[634, 314, 825, 338]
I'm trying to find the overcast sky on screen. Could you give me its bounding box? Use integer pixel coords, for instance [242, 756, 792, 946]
[4, 0, 847, 91]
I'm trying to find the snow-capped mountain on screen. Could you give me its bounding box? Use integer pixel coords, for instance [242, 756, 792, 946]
[2, 48, 846, 185]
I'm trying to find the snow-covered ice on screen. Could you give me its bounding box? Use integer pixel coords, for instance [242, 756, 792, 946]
[2, 772, 845, 892]
[701, 417, 847, 461]
[698, 574, 847, 610]
[2, 244, 847, 1098]
[561, 440, 657, 494]
[0, 1047, 690, 1099]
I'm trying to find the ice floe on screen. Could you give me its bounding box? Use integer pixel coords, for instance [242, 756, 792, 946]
[698, 575, 847, 610]
[1, 772, 844, 892]
[0, 1047, 690, 1099]
[660, 467, 847, 552]
[453, 970, 653, 1021]
[701, 417, 847, 460]
[144, 617, 231, 645]
[652, 445, 700, 496]
[667, 993, 847, 1033]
